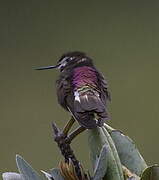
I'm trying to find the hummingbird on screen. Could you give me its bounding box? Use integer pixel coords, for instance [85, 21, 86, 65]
[35, 51, 110, 142]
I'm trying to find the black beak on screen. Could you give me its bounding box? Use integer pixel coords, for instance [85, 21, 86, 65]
[34, 64, 59, 70]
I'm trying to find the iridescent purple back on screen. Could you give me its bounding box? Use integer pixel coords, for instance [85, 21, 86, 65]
[72, 66, 98, 90]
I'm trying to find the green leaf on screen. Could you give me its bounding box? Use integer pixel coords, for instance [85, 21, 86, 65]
[2, 172, 24, 180]
[88, 127, 124, 180]
[122, 166, 140, 180]
[16, 155, 43, 180]
[101, 127, 124, 180]
[141, 165, 159, 180]
[41, 170, 53, 180]
[93, 144, 108, 180]
[104, 124, 147, 176]
[127, 177, 139, 180]
[49, 168, 64, 180]
[88, 128, 106, 167]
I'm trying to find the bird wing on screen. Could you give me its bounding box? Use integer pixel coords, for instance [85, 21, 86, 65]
[96, 70, 111, 104]
[56, 73, 72, 111]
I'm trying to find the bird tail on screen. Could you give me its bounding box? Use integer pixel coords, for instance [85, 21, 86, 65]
[73, 89, 109, 129]
[74, 111, 98, 129]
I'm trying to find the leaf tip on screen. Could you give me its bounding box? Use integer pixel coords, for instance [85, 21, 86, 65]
[41, 170, 53, 180]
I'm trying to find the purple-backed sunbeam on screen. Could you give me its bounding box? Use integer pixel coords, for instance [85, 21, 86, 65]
[35, 51, 110, 142]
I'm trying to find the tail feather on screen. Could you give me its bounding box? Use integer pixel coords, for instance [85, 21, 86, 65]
[73, 89, 109, 129]
[74, 112, 97, 129]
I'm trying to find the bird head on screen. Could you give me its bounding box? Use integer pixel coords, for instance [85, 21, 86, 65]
[35, 51, 93, 72]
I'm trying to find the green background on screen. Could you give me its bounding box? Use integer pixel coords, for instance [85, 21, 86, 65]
[1, 0, 159, 174]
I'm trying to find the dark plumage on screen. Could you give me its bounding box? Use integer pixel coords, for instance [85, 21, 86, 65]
[56, 51, 110, 129]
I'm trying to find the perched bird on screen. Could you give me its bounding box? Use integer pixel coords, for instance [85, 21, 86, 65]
[35, 52, 110, 139]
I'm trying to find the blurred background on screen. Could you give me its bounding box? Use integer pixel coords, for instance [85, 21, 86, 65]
[1, 0, 159, 174]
